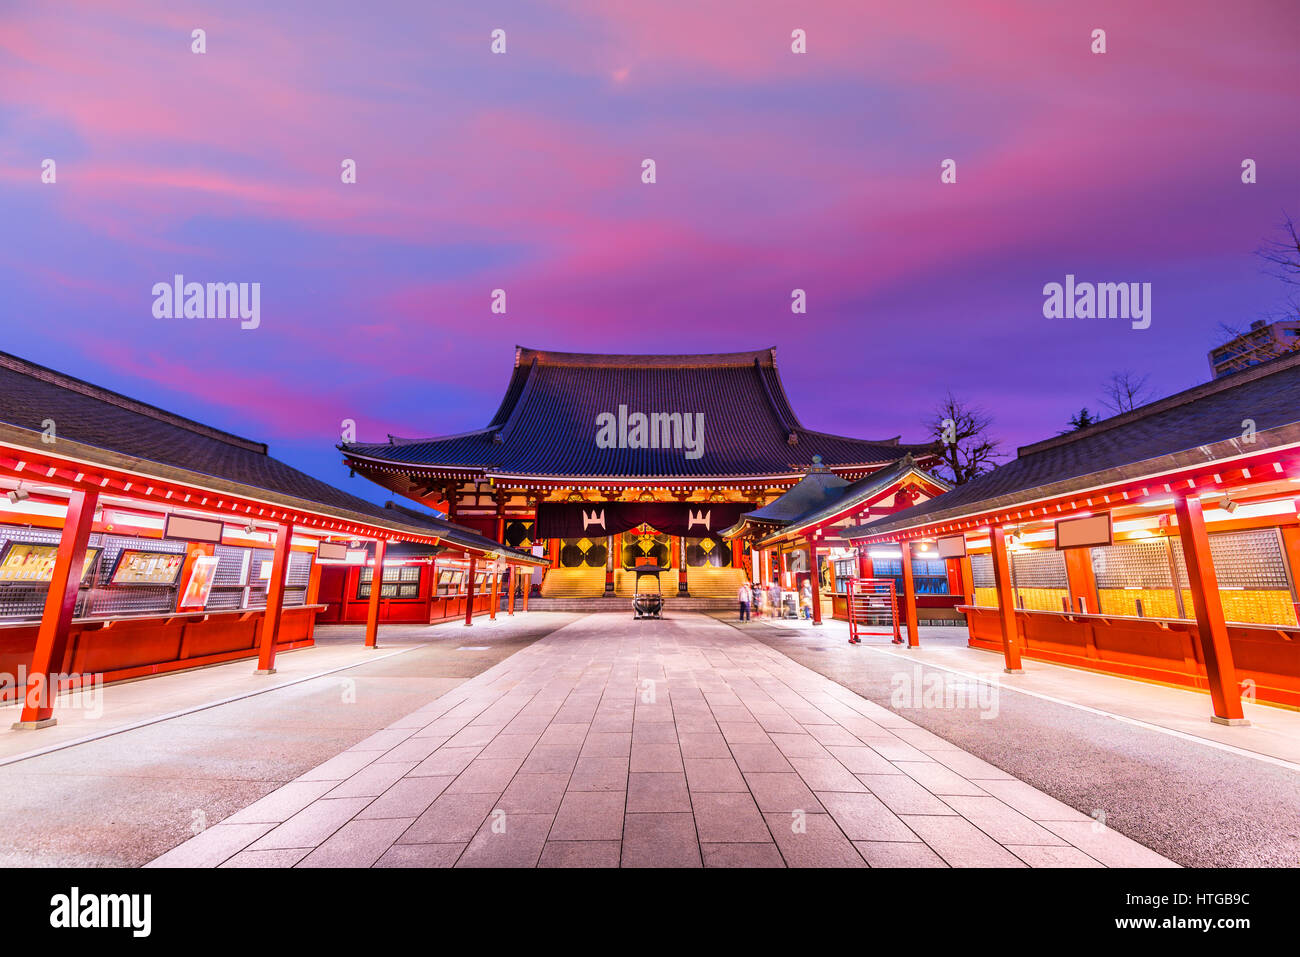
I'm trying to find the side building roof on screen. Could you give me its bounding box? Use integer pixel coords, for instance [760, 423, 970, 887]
[843, 351, 1300, 541]
[0, 351, 542, 562]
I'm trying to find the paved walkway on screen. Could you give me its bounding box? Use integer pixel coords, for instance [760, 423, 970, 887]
[149, 612, 1175, 868]
[0, 614, 571, 866]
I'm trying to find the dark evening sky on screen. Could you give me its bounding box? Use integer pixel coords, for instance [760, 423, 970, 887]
[3, 1, 1298, 505]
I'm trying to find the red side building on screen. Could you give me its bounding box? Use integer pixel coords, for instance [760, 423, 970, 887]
[0, 352, 544, 727]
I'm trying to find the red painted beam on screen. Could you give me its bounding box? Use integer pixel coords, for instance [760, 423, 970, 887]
[255, 521, 294, 673]
[900, 542, 920, 648]
[464, 554, 477, 626]
[988, 526, 1024, 673]
[1174, 494, 1248, 724]
[364, 539, 387, 649]
[15, 487, 99, 728]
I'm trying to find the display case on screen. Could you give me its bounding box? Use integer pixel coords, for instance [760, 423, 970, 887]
[108, 549, 185, 586]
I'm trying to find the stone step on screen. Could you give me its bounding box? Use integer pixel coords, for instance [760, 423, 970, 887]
[527, 596, 736, 613]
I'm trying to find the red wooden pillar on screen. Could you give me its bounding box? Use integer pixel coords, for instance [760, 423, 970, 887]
[489, 560, 499, 620]
[522, 565, 531, 611]
[507, 565, 517, 615]
[255, 521, 295, 673]
[364, 539, 386, 649]
[988, 527, 1024, 673]
[15, 487, 99, 728]
[464, 554, 478, 625]
[1063, 547, 1097, 614]
[858, 549, 873, 579]
[780, 550, 789, 588]
[808, 540, 822, 625]
[677, 535, 688, 595]
[1174, 494, 1248, 724]
[900, 540, 920, 648]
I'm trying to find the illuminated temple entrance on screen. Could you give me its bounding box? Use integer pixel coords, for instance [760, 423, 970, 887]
[340, 346, 942, 606]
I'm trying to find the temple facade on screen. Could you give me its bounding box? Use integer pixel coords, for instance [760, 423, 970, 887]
[340, 346, 943, 603]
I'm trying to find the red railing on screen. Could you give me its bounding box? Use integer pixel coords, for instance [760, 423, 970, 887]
[847, 577, 901, 643]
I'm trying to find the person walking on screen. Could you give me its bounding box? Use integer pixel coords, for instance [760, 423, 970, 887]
[800, 580, 813, 620]
[738, 581, 751, 622]
[770, 579, 782, 619]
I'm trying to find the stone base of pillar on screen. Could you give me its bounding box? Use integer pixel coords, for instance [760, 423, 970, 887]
[1210, 716, 1250, 727]
[254, 668, 277, 675]
[1003, 667, 1025, 675]
[11, 717, 57, 730]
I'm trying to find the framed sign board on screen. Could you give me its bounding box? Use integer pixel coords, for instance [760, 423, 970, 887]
[164, 513, 225, 545]
[1056, 513, 1113, 550]
[936, 535, 967, 559]
[317, 541, 348, 561]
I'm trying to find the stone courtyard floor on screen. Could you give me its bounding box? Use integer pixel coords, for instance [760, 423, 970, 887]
[149, 612, 1175, 868]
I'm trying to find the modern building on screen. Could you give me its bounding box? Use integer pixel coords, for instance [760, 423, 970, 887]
[339, 346, 941, 604]
[1208, 318, 1300, 378]
[841, 351, 1300, 720]
[0, 352, 545, 727]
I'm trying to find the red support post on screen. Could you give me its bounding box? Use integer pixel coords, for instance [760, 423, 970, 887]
[464, 554, 478, 625]
[489, 560, 499, 620]
[15, 488, 99, 728]
[507, 565, 516, 615]
[364, 538, 386, 649]
[900, 540, 920, 648]
[255, 521, 295, 674]
[808, 540, 822, 625]
[988, 526, 1024, 673]
[522, 564, 530, 611]
[1174, 494, 1248, 725]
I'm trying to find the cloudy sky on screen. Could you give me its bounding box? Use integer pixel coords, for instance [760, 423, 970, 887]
[2, 0, 1298, 503]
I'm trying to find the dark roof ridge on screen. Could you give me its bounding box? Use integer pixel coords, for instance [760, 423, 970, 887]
[1019, 350, 1300, 459]
[513, 346, 779, 369]
[0, 351, 267, 454]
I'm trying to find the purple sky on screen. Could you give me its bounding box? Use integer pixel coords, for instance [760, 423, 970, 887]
[2, 0, 1298, 505]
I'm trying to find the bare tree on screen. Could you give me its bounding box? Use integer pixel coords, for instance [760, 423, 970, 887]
[1100, 371, 1154, 415]
[1210, 213, 1300, 374]
[1257, 212, 1300, 288]
[926, 392, 1002, 486]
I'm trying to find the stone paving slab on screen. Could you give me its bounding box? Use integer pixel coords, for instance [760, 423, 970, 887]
[148, 613, 1177, 868]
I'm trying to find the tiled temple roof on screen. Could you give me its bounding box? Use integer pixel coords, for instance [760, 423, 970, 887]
[342, 346, 938, 480]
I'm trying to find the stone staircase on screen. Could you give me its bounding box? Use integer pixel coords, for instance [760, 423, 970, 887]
[686, 566, 750, 599]
[527, 595, 736, 613]
[539, 566, 605, 598]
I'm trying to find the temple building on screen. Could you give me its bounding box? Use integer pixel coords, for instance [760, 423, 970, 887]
[340, 347, 942, 604]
